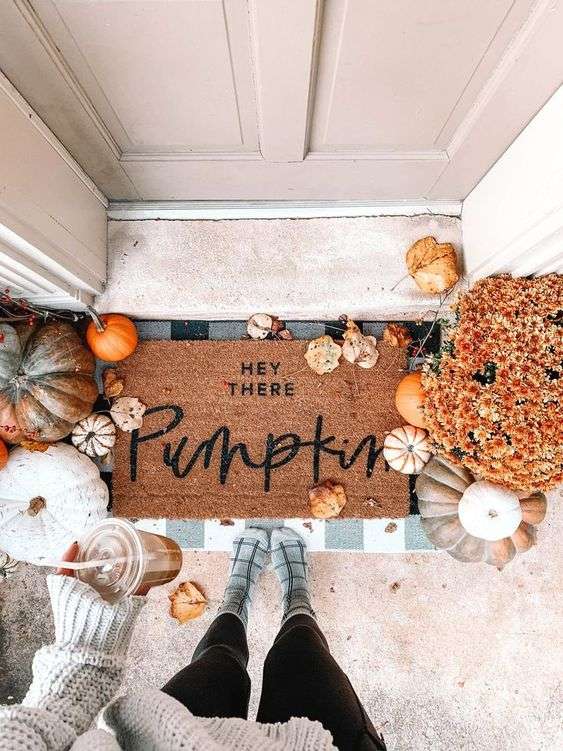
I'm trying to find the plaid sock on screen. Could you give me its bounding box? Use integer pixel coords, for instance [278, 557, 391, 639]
[217, 528, 269, 628]
[271, 527, 316, 624]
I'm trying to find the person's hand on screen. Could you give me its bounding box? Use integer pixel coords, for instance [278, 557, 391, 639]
[56, 542, 79, 576]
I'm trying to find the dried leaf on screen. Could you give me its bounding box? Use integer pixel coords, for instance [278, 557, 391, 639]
[342, 319, 379, 369]
[305, 335, 342, 375]
[19, 439, 50, 453]
[98, 448, 114, 468]
[406, 236, 459, 294]
[383, 323, 413, 348]
[276, 328, 294, 340]
[309, 480, 347, 519]
[110, 397, 146, 432]
[102, 368, 124, 398]
[247, 314, 274, 339]
[169, 581, 207, 623]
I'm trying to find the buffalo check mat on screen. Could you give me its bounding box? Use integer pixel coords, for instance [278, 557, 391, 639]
[97, 320, 439, 553]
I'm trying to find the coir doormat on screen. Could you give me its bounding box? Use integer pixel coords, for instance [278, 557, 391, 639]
[112, 339, 410, 519]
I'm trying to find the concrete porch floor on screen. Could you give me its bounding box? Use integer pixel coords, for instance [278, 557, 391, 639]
[1, 489, 561, 750]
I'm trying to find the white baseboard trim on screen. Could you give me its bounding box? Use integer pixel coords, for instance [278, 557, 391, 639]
[0, 224, 96, 309]
[107, 200, 462, 221]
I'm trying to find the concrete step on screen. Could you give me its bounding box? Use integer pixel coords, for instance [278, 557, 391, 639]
[96, 214, 461, 320]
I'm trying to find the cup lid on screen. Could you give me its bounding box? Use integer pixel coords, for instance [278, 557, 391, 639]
[76, 518, 144, 603]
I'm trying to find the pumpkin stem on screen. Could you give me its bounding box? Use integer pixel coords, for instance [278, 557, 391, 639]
[28, 496, 46, 516]
[87, 306, 106, 333]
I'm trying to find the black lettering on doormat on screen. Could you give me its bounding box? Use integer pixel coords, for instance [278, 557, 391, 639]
[226, 361, 294, 397]
[130, 406, 386, 492]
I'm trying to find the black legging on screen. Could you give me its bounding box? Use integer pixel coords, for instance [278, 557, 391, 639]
[162, 613, 386, 751]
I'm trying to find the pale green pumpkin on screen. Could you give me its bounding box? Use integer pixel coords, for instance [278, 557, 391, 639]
[416, 455, 547, 568]
[0, 322, 97, 443]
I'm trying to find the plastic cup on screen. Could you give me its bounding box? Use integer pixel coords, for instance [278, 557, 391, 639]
[76, 518, 182, 603]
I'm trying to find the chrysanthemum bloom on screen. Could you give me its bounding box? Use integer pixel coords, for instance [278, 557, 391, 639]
[422, 274, 563, 492]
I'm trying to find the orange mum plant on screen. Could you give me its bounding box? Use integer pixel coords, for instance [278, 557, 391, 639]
[422, 275, 562, 492]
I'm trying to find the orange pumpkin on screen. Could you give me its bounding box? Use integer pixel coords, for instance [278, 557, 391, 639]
[395, 371, 426, 428]
[86, 311, 138, 362]
[0, 438, 8, 470]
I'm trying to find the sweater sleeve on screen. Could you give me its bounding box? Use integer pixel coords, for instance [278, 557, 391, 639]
[0, 575, 144, 751]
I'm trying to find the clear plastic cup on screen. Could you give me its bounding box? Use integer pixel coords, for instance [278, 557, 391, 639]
[76, 518, 182, 603]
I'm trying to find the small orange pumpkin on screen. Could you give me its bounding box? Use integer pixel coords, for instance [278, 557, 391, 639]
[86, 311, 138, 362]
[0, 438, 8, 470]
[395, 371, 426, 428]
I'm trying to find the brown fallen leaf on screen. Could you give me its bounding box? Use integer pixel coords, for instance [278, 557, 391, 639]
[102, 368, 124, 398]
[270, 317, 285, 334]
[309, 480, 347, 519]
[110, 396, 146, 432]
[406, 236, 459, 294]
[169, 581, 207, 623]
[383, 323, 413, 348]
[385, 522, 398, 534]
[276, 328, 294, 340]
[19, 439, 50, 452]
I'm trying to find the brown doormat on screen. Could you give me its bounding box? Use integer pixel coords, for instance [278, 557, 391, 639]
[112, 340, 410, 519]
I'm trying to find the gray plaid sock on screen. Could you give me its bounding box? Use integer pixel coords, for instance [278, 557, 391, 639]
[271, 527, 316, 624]
[218, 528, 269, 628]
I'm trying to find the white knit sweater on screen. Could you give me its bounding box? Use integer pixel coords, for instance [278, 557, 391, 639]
[0, 575, 336, 750]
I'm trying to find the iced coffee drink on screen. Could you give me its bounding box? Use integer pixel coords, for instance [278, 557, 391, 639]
[76, 518, 182, 603]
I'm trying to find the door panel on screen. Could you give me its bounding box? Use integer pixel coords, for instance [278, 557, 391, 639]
[0, 0, 561, 199]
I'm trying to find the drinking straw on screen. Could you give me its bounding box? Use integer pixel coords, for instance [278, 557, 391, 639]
[28, 555, 145, 571]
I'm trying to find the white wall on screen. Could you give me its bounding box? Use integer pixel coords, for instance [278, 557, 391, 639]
[462, 86, 563, 278]
[0, 71, 107, 306]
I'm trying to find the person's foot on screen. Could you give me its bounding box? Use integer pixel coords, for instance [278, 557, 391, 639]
[270, 527, 315, 623]
[217, 527, 269, 628]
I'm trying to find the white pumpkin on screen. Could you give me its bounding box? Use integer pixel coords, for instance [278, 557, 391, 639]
[416, 455, 547, 568]
[72, 413, 116, 458]
[0, 551, 19, 579]
[383, 425, 432, 474]
[458, 481, 522, 541]
[0, 443, 109, 563]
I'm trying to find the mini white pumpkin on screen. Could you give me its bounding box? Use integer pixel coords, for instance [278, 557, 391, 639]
[0, 551, 19, 579]
[72, 413, 116, 458]
[0, 443, 109, 563]
[383, 425, 432, 474]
